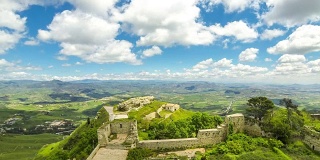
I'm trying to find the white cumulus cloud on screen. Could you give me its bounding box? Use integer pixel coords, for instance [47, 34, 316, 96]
[209, 20, 258, 43]
[24, 37, 39, 46]
[272, 54, 308, 75]
[239, 48, 259, 62]
[38, 10, 119, 45]
[0, 31, 22, 54]
[192, 58, 214, 71]
[278, 54, 306, 63]
[201, 0, 260, 13]
[38, 10, 141, 65]
[267, 25, 320, 55]
[0, 0, 29, 54]
[213, 58, 233, 68]
[260, 29, 285, 40]
[307, 59, 320, 73]
[117, 0, 215, 47]
[142, 46, 162, 58]
[262, 0, 320, 27]
[67, 0, 118, 17]
[0, 9, 26, 32]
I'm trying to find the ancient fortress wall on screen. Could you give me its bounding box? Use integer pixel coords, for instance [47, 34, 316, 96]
[110, 121, 133, 134]
[95, 107, 320, 159]
[96, 108, 245, 151]
[156, 107, 163, 114]
[197, 125, 227, 145]
[138, 138, 199, 150]
[144, 112, 160, 121]
[225, 113, 245, 133]
[303, 126, 320, 152]
[97, 120, 137, 146]
[137, 114, 243, 150]
[137, 125, 228, 149]
[311, 114, 320, 120]
[97, 123, 111, 146]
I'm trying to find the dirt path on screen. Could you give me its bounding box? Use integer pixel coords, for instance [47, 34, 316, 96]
[92, 148, 128, 160]
[108, 134, 127, 145]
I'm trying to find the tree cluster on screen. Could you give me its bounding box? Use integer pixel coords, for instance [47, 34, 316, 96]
[246, 97, 305, 143]
[146, 112, 223, 139]
[208, 133, 284, 156]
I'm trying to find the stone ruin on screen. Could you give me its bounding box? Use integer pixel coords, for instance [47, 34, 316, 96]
[144, 103, 180, 121]
[96, 112, 244, 151]
[161, 103, 180, 112]
[117, 96, 155, 111]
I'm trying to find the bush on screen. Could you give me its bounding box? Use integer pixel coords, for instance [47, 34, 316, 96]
[226, 141, 245, 155]
[268, 138, 284, 148]
[273, 147, 291, 160]
[208, 133, 285, 156]
[238, 150, 286, 160]
[252, 137, 269, 147]
[313, 123, 320, 132]
[285, 141, 312, 155]
[208, 154, 236, 160]
[217, 144, 229, 154]
[127, 148, 154, 160]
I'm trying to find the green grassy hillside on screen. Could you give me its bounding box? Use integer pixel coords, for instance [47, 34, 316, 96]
[0, 134, 63, 160]
[34, 107, 109, 160]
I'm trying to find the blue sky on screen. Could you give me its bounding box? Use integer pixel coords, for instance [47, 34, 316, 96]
[0, 0, 320, 84]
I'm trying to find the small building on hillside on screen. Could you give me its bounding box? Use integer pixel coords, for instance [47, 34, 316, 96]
[162, 103, 180, 112]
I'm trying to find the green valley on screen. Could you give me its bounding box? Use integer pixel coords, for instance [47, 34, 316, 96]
[0, 80, 319, 159]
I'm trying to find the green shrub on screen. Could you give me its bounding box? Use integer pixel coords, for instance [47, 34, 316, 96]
[285, 141, 312, 155]
[268, 138, 284, 148]
[226, 141, 245, 155]
[127, 148, 154, 160]
[238, 150, 286, 160]
[252, 137, 269, 147]
[207, 154, 236, 160]
[217, 144, 229, 154]
[273, 147, 291, 160]
[314, 123, 320, 132]
[208, 133, 286, 157]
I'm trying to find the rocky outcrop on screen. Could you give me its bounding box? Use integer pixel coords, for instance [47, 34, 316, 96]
[117, 96, 155, 111]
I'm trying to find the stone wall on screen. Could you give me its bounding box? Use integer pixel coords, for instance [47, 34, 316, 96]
[118, 96, 155, 111]
[97, 123, 111, 146]
[96, 113, 245, 151]
[225, 113, 245, 133]
[137, 114, 244, 150]
[197, 125, 227, 145]
[311, 114, 320, 120]
[138, 138, 199, 150]
[303, 126, 320, 152]
[144, 112, 160, 121]
[110, 121, 134, 134]
[156, 107, 163, 115]
[86, 144, 100, 160]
